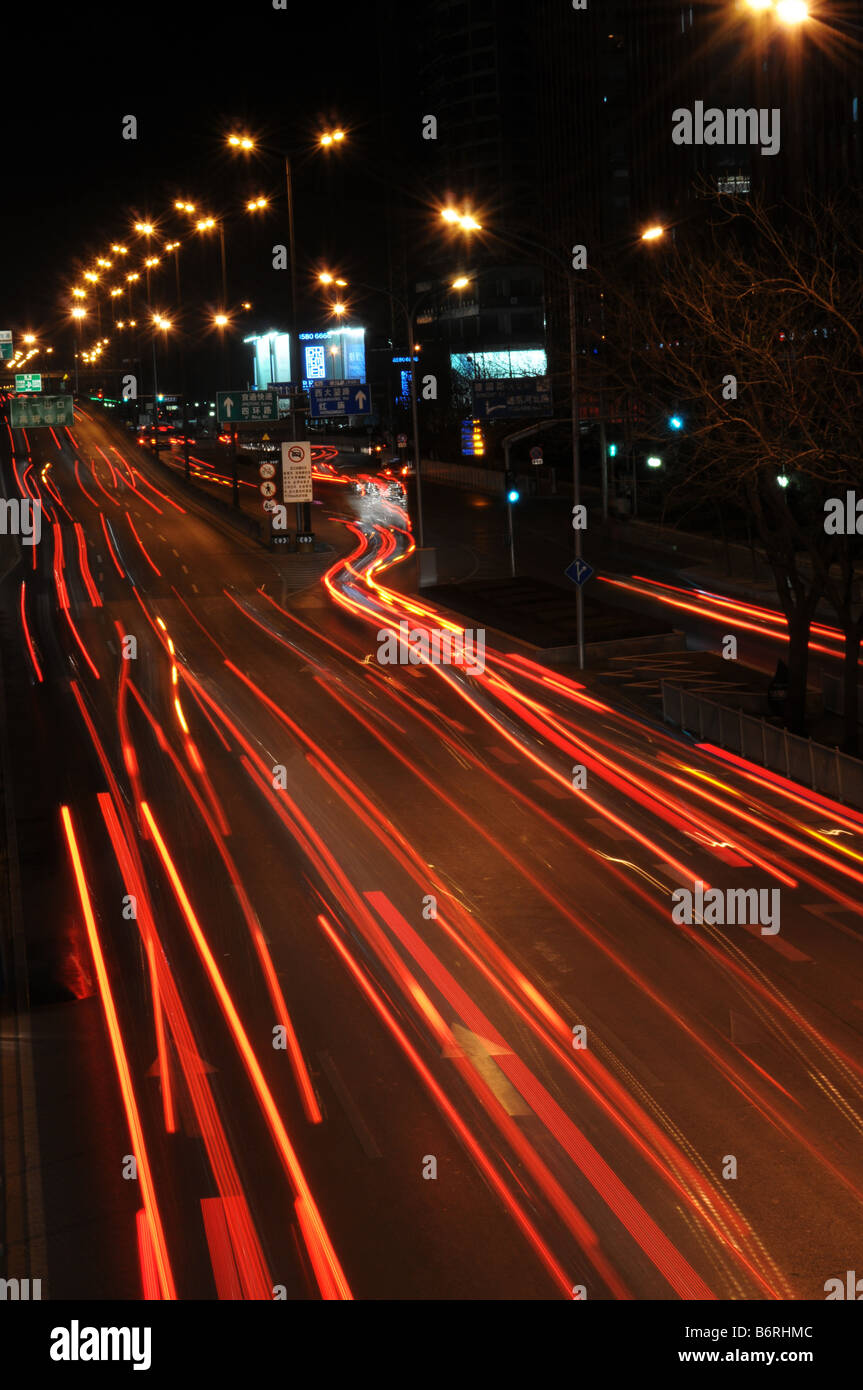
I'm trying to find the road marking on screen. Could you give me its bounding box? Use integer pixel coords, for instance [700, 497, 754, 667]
[173, 549, 180, 557]
[486, 745, 519, 765]
[444, 1024, 530, 1116]
[192, 583, 198, 593]
[317, 1051, 381, 1159]
[741, 924, 811, 961]
[586, 815, 631, 841]
[803, 902, 863, 943]
[529, 777, 571, 800]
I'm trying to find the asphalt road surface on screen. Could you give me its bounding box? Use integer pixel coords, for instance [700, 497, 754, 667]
[3, 401, 863, 1301]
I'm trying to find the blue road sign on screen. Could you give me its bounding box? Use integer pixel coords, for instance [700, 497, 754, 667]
[471, 376, 552, 419]
[565, 558, 594, 587]
[309, 379, 371, 417]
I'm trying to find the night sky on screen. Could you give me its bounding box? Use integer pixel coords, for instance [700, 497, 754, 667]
[1, 1, 410, 344]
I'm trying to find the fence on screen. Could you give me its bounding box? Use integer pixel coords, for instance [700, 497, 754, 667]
[661, 681, 863, 809]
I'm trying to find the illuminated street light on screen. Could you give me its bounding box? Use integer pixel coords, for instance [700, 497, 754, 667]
[126, 272, 141, 282]
[646, 456, 663, 469]
[145, 257, 161, 268]
[745, 0, 773, 11]
[196, 217, 216, 232]
[331, 302, 346, 315]
[641, 225, 666, 241]
[246, 197, 268, 211]
[83, 271, 99, 283]
[214, 313, 229, 327]
[451, 276, 471, 289]
[71, 287, 86, 299]
[228, 134, 254, 150]
[110, 288, 122, 298]
[320, 129, 346, 146]
[175, 201, 196, 213]
[441, 207, 482, 231]
[776, 0, 808, 21]
[111, 243, 128, 255]
[23, 334, 35, 344]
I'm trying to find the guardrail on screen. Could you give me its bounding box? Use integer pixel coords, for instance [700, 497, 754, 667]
[661, 681, 863, 809]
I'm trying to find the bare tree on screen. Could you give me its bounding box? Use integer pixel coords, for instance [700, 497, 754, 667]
[605, 190, 863, 746]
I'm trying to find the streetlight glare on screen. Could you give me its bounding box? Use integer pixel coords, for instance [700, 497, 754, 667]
[452, 276, 471, 289]
[319, 272, 335, 284]
[332, 302, 346, 315]
[776, 0, 808, 21]
[745, 0, 773, 11]
[135, 222, 154, 234]
[214, 314, 229, 327]
[641, 225, 666, 241]
[441, 208, 460, 223]
[228, 134, 255, 150]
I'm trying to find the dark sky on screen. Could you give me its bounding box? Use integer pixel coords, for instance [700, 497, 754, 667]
[1, 1, 413, 349]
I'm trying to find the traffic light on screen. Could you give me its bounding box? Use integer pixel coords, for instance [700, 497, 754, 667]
[608, 442, 618, 458]
[668, 414, 683, 431]
[505, 470, 520, 503]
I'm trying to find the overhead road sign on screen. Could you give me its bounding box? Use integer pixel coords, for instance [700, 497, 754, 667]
[15, 373, 41, 392]
[10, 394, 74, 428]
[309, 380, 371, 417]
[217, 390, 278, 424]
[0, 331, 12, 361]
[471, 377, 552, 419]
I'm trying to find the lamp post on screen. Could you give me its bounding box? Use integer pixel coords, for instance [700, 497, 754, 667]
[228, 129, 345, 541]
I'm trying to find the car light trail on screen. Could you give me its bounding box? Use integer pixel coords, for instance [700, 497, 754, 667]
[60, 805, 177, 1300]
[19, 579, 42, 682]
[139, 801, 350, 1298]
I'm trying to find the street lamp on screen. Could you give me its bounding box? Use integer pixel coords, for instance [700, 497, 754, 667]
[641, 225, 666, 242]
[71, 306, 86, 397]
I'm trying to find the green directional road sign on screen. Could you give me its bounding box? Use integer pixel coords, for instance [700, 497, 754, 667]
[217, 389, 277, 424]
[15, 373, 42, 392]
[0, 331, 12, 361]
[10, 394, 74, 428]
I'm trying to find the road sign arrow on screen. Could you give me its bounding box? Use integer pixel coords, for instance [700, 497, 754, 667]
[223, 396, 234, 418]
[565, 558, 595, 587]
[443, 1024, 529, 1115]
[355, 390, 367, 410]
